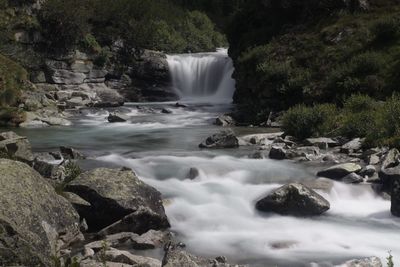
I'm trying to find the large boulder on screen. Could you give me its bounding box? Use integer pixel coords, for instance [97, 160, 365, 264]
[199, 131, 239, 149]
[269, 146, 287, 160]
[317, 163, 362, 180]
[0, 131, 34, 163]
[255, 183, 330, 216]
[65, 167, 170, 234]
[0, 159, 81, 266]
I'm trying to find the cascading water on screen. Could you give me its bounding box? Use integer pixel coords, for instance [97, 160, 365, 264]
[167, 48, 235, 103]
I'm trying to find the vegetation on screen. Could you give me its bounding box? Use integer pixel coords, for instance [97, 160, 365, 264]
[55, 161, 82, 194]
[387, 251, 394, 267]
[282, 94, 400, 148]
[37, 0, 226, 54]
[228, 1, 400, 124]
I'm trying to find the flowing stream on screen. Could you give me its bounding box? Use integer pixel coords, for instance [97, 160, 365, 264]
[12, 50, 400, 266]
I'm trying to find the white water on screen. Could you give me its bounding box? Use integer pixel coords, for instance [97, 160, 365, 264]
[167, 48, 235, 103]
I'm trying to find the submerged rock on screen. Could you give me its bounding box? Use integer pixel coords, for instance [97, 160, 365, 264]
[317, 163, 362, 179]
[255, 183, 330, 216]
[161, 108, 173, 114]
[108, 113, 129, 123]
[187, 167, 200, 180]
[0, 159, 81, 266]
[199, 130, 239, 149]
[65, 167, 170, 233]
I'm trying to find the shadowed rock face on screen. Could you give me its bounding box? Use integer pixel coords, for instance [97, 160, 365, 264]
[256, 183, 330, 216]
[0, 159, 81, 266]
[66, 167, 170, 234]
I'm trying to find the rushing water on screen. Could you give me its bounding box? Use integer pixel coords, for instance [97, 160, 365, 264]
[12, 50, 400, 266]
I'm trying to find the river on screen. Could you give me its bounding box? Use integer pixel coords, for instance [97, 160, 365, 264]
[12, 49, 400, 267]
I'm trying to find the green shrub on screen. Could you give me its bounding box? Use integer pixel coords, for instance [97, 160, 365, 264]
[347, 52, 385, 76]
[372, 16, 400, 43]
[282, 103, 338, 140]
[340, 94, 378, 138]
[81, 34, 102, 54]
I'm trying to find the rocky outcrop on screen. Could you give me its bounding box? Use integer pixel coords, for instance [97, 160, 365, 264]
[255, 183, 330, 216]
[0, 159, 81, 266]
[0, 131, 34, 163]
[317, 163, 362, 180]
[65, 167, 170, 233]
[199, 131, 239, 149]
[379, 148, 400, 192]
[162, 243, 248, 267]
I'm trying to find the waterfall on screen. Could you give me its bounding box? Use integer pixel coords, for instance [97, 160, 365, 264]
[166, 48, 235, 103]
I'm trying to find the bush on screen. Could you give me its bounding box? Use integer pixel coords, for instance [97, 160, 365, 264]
[282, 103, 338, 140]
[339, 94, 378, 138]
[372, 16, 400, 43]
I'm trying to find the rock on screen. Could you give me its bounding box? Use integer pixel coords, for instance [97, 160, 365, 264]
[342, 173, 364, 184]
[286, 146, 320, 160]
[255, 183, 330, 216]
[301, 178, 334, 193]
[305, 137, 338, 149]
[249, 151, 264, 159]
[131, 229, 170, 249]
[368, 154, 381, 165]
[80, 259, 135, 267]
[103, 248, 161, 267]
[269, 146, 287, 160]
[175, 102, 187, 108]
[49, 69, 86, 85]
[336, 256, 382, 267]
[108, 113, 129, 123]
[162, 243, 247, 267]
[66, 97, 87, 108]
[215, 115, 235, 127]
[0, 159, 81, 266]
[379, 148, 400, 192]
[0, 131, 34, 163]
[33, 153, 62, 179]
[60, 146, 85, 160]
[199, 131, 239, 149]
[360, 165, 376, 177]
[391, 177, 400, 217]
[161, 108, 173, 114]
[317, 163, 362, 179]
[187, 167, 200, 180]
[65, 167, 170, 233]
[340, 138, 363, 154]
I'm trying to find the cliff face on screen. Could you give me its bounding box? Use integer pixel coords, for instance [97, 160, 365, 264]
[228, 0, 400, 124]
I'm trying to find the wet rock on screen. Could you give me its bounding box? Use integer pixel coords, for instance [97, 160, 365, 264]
[175, 102, 187, 108]
[187, 167, 200, 180]
[215, 115, 235, 127]
[0, 159, 81, 266]
[80, 259, 135, 267]
[317, 163, 362, 179]
[360, 165, 376, 177]
[379, 148, 400, 192]
[391, 177, 400, 217]
[65, 167, 170, 233]
[0, 131, 34, 163]
[162, 243, 247, 267]
[269, 146, 287, 160]
[161, 108, 173, 114]
[255, 183, 330, 216]
[60, 146, 86, 160]
[108, 113, 129, 123]
[340, 138, 363, 154]
[305, 138, 338, 149]
[336, 256, 382, 267]
[33, 152, 62, 179]
[368, 154, 381, 165]
[342, 173, 364, 184]
[286, 146, 320, 160]
[301, 178, 334, 193]
[199, 130, 239, 149]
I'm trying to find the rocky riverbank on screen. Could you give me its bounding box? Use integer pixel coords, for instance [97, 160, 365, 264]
[0, 126, 392, 267]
